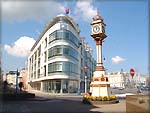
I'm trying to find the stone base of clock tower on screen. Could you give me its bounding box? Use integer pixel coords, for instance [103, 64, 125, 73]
[90, 70, 111, 97]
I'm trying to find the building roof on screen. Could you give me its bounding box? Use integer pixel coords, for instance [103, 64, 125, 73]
[31, 14, 80, 51]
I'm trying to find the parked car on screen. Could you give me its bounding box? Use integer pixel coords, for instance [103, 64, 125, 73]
[112, 86, 117, 89]
[118, 87, 124, 90]
[141, 86, 150, 91]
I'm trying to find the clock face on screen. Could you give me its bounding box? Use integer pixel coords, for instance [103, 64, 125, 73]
[93, 25, 100, 33]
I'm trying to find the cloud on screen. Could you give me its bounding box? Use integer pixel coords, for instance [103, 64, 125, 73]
[2, 0, 97, 23]
[74, 0, 97, 22]
[4, 36, 36, 57]
[111, 56, 125, 64]
[1, 0, 65, 22]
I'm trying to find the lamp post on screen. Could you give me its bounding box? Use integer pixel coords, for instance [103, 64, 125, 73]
[84, 66, 88, 94]
[77, 80, 81, 95]
[85, 75, 87, 94]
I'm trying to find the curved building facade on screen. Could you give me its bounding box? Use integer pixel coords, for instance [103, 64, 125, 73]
[28, 14, 96, 93]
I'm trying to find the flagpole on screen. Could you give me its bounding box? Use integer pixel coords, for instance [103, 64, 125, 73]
[65, 8, 70, 16]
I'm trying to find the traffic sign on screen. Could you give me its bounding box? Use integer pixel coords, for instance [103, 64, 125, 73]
[130, 68, 135, 78]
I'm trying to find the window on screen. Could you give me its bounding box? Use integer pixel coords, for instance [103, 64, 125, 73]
[56, 30, 63, 39]
[34, 62, 36, 70]
[63, 47, 69, 55]
[55, 62, 63, 71]
[63, 62, 70, 72]
[63, 30, 69, 39]
[48, 48, 53, 58]
[38, 58, 40, 67]
[49, 32, 56, 42]
[44, 51, 47, 62]
[48, 63, 53, 73]
[44, 65, 46, 76]
[34, 71, 36, 79]
[48, 45, 78, 61]
[55, 47, 63, 55]
[45, 38, 47, 48]
[37, 69, 40, 78]
[38, 46, 41, 57]
[49, 29, 79, 47]
[34, 52, 37, 60]
[48, 61, 78, 76]
[31, 73, 33, 80]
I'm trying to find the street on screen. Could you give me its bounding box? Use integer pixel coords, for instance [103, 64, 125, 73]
[1, 94, 126, 113]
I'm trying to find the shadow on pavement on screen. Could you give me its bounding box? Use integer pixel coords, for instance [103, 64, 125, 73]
[1, 95, 103, 113]
[25, 97, 103, 113]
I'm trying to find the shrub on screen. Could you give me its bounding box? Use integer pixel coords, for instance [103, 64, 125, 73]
[138, 98, 145, 104]
[83, 94, 117, 101]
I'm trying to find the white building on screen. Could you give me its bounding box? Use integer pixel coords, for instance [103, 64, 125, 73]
[106, 72, 126, 88]
[4, 71, 22, 87]
[19, 68, 28, 90]
[27, 14, 96, 94]
[106, 71, 147, 88]
[5, 72, 17, 86]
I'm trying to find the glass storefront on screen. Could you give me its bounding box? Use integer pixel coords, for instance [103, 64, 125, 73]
[43, 80, 61, 93]
[42, 80, 78, 93]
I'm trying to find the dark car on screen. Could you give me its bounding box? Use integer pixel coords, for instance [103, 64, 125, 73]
[141, 86, 150, 91]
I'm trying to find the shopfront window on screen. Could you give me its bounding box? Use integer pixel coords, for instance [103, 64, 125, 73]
[43, 80, 61, 93]
[68, 80, 78, 93]
[42, 80, 78, 93]
[62, 80, 68, 93]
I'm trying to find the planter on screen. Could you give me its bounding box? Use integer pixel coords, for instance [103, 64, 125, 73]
[82, 98, 119, 105]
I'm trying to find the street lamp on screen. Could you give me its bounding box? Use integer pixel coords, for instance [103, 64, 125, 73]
[84, 66, 88, 94]
[85, 75, 87, 94]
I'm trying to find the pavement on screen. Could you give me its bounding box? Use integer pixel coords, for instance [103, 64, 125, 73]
[90, 100, 126, 113]
[0, 90, 127, 113]
[3, 88, 147, 113]
[1, 99, 126, 113]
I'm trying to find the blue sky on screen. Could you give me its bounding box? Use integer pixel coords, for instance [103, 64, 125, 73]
[1, 0, 149, 75]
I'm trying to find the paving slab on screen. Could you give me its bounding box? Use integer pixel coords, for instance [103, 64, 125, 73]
[90, 100, 126, 113]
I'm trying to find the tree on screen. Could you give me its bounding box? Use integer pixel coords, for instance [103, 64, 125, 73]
[19, 82, 24, 91]
[3, 80, 8, 93]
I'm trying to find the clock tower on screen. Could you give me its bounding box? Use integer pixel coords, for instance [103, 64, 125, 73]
[90, 11, 111, 97]
[91, 11, 106, 71]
